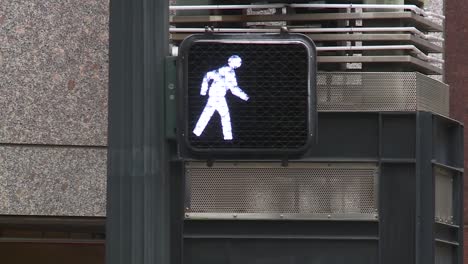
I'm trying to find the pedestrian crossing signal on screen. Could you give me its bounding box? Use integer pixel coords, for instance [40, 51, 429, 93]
[192, 55, 249, 141]
[178, 34, 317, 158]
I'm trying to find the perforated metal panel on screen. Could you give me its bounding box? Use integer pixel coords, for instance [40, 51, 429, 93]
[317, 72, 449, 116]
[435, 166, 454, 224]
[185, 162, 378, 220]
[417, 74, 450, 116]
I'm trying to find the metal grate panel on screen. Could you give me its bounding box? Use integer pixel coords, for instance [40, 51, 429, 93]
[417, 73, 450, 116]
[317, 72, 449, 116]
[435, 166, 454, 224]
[318, 72, 417, 112]
[185, 162, 378, 220]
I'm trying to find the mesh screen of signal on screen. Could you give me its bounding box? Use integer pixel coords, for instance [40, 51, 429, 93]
[186, 41, 311, 150]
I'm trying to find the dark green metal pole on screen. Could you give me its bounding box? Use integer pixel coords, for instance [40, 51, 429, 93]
[107, 0, 169, 263]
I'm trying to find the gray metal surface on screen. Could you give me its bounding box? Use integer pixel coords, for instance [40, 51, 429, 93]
[434, 166, 454, 224]
[435, 242, 455, 264]
[317, 72, 449, 116]
[185, 162, 378, 220]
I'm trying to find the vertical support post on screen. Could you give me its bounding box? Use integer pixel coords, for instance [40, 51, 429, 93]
[415, 111, 435, 264]
[107, 0, 169, 263]
[456, 123, 464, 264]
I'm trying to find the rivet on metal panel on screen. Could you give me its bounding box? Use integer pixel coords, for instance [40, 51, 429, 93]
[233, 214, 238, 219]
[185, 214, 190, 218]
[207, 160, 214, 167]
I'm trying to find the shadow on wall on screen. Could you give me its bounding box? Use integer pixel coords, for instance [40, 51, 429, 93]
[0, 243, 105, 264]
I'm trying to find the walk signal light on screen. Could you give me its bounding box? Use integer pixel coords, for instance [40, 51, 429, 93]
[178, 34, 317, 158]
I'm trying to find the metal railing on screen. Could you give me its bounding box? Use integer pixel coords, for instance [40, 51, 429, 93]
[170, 3, 445, 20]
[170, 3, 445, 75]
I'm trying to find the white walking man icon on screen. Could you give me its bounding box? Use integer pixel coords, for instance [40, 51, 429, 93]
[193, 55, 249, 140]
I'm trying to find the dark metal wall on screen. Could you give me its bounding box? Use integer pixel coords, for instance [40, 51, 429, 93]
[184, 220, 379, 263]
[107, 0, 171, 264]
[182, 112, 463, 264]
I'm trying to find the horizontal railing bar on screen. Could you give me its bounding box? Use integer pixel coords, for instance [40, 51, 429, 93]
[315, 45, 444, 63]
[170, 33, 443, 53]
[170, 4, 285, 10]
[169, 34, 442, 63]
[290, 4, 444, 19]
[170, 4, 445, 20]
[170, 12, 443, 32]
[170, 26, 442, 41]
[317, 55, 442, 75]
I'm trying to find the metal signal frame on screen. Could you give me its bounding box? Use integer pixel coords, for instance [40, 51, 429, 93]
[177, 33, 317, 159]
